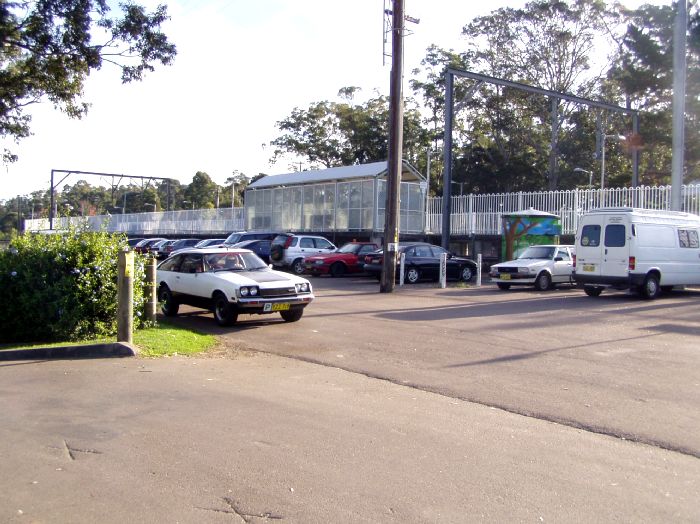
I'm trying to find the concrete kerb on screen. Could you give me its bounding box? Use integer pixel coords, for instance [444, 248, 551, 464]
[0, 342, 138, 361]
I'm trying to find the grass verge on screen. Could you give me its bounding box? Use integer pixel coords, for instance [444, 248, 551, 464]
[0, 320, 218, 358]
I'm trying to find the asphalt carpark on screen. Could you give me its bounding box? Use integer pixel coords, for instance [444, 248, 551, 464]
[2, 276, 700, 522]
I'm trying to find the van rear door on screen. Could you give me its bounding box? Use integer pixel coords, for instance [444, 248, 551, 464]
[577, 222, 603, 276]
[601, 218, 629, 278]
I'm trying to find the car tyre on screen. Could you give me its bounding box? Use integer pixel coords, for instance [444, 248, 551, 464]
[497, 283, 511, 290]
[292, 258, 305, 275]
[584, 286, 603, 297]
[640, 273, 660, 300]
[406, 267, 421, 284]
[330, 262, 346, 278]
[460, 265, 474, 282]
[280, 308, 304, 322]
[534, 272, 552, 291]
[158, 285, 179, 317]
[213, 292, 238, 326]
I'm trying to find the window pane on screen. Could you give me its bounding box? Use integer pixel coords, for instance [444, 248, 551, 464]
[605, 224, 626, 247]
[580, 225, 600, 247]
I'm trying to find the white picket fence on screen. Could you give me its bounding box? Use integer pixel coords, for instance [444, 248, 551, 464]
[25, 184, 700, 237]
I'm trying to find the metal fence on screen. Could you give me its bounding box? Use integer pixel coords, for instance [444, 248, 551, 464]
[426, 184, 700, 236]
[25, 208, 245, 236]
[25, 184, 700, 237]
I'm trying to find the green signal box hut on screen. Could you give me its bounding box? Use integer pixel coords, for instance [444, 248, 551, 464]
[501, 208, 561, 261]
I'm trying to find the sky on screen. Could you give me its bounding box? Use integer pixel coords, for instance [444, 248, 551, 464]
[0, 0, 659, 201]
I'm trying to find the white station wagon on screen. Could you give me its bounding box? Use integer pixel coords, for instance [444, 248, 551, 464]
[489, 244, 576, 291]
[156, 247, 314, 326]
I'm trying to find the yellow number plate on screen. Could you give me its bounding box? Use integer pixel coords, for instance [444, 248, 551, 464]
[500, 273, 511, 280]
[582, 264, 595, 272]
[264, 303, 290, 312]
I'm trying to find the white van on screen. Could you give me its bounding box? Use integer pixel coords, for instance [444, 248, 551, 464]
[573, 207, 700, 299]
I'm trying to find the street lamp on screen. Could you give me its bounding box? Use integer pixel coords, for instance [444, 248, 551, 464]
[144, 202, 156, 212]
[600, 134, 626, 193]
[573, 167, 593, 189]
[182, 200, 194, 210]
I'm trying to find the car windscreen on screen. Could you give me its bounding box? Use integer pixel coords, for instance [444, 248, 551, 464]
[337, 243, 359, 254]
[204, 252, 268, 271]
[517, 246, 555, 259]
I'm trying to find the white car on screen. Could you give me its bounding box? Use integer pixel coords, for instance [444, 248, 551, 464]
[156, 247, 314, 326]
[489, 245, 575, 291]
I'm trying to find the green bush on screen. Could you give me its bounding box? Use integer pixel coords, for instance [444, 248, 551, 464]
[0, 227, 148, 343]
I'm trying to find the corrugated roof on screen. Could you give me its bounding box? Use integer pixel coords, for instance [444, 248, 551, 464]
[248, 160, 423, 189]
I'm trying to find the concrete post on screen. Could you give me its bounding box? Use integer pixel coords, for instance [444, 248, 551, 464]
[117, 249, 134, 344]
[145, 256, 157, 322]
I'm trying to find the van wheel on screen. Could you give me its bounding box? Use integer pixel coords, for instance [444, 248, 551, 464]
[584, 286, 603, 297]
[497, 283, 511, 290]
[640, 274, 660, 300]
[534, 272, 552, 291]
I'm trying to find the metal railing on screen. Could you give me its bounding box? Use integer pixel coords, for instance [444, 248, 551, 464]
[24, 185, 700, 237]
[426, 185, 700, 236]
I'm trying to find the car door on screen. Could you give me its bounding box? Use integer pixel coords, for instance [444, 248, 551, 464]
[407, 245, 437, 279]
[552, 247, 574, 283]
[355, 244, 377, 271]
[176, 253, 206, 298]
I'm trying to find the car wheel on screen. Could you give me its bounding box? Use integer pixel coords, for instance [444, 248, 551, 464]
[534, 272, 552, 291]
[640, 273, 660, 300]
[584, 286, 603, 297]
[158, 285, 179, 317]
[213, 292, 238, 326]
[292, 258, 305, 275]
[280, 308, 304, 322]
[406, 267, 420, 284]
[330, 262, 346, 277]
[497, 283, 511, 290]
[460, 265, 474, 282]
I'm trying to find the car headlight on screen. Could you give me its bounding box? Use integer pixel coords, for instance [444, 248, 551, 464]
[239, 286, 259, 297]
[295, 282, 310, 293]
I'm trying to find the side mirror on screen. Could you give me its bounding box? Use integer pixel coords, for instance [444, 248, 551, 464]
[554, 256, 563, 262]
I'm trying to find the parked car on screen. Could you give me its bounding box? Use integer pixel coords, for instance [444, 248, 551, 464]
[134, 238, 166, 254]
[156, 247, 314, 326]
[194, 238, 226, 249]
[223, 231, 278, 246]
[363, 242, 478, 283]
[489, 244, 575, 291]
[232, 239, 272, 264]
[270, 234, 337, 275]
[127, 237, 145, 248]
[304, 241, 379, 277]
[168, 238, 202, 257]
[152, 239, 177, 260]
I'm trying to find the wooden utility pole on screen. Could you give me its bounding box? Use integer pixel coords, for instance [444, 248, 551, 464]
[380, 0, 404, 293]
[117, 249, 134, 344]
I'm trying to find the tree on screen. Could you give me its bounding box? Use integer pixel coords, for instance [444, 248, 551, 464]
[184, 171, 217, 209]
[269, 87, 427, 170]
[225, 170, 249, 207]
[0, 1, 177, 162]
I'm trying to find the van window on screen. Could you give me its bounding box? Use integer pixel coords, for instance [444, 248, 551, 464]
[580, 225, 600, 247]
[678, 229, 700, 248]
[605, 224, 626, 247]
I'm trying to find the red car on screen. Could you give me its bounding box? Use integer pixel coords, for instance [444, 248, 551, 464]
[303, 242, 379, 277]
